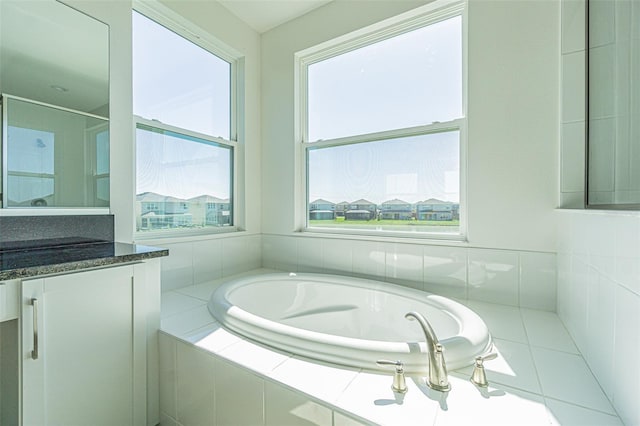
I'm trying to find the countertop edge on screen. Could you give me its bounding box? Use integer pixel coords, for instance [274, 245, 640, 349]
[0, 247, 169, 281]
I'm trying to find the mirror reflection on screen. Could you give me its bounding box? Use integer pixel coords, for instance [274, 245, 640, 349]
[0, 0, 109, 208]
[0, 0, 109, 114]
[4, 96, 109, 207]
[587, 0, 640, 209]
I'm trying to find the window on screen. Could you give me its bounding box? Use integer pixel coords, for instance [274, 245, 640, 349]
[300, 3, 465, 237]
[133, 8, 237, 234]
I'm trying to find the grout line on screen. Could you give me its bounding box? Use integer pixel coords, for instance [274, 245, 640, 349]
[544, 396, 621, 419]
[518, 306, 546, 399]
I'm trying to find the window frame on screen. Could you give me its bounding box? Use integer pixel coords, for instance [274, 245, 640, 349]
[295, 0, 467, 241]
[132, 1, 241, 239]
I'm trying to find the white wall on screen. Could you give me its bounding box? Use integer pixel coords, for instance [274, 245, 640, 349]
[261, 0, 560, 253]
[466, 0, 559, 251]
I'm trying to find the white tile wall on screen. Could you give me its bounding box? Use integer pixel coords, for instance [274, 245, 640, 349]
[159, 233, 262, 291]
[214, 358, 264, 425]
[262, 235, 557, 310]
[351, 240, 386, 280]
[159, 334, 177, 421]
[561, 51, 586, 124]
[468, 249, 519, 306]
[160, 242, 194, 291]
[560, 121, 585, 193]
[263, 234, 297, 272]
[175, 342, 216, 426]
[297, 237, 324, 273]
[519, 252, 557, 311]
[192, 238, 222, 285]
[221, 235, 262, 276]
[612, 284, 640, 424]
[265, 382, 333, 426]
[559, 192, 584, 209]
[423, 245, 467, 299]
[556, 210, 640, 426]
[561, 0, 585, 54]
[588, 0, 615, 47]
[322, 239, 353, 275]
[385, 243, 423, 289]
[588, 45, 616, 119]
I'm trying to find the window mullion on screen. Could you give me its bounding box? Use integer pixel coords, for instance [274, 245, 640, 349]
[134, 116, 236, 149]
[306, 119, 463, 150]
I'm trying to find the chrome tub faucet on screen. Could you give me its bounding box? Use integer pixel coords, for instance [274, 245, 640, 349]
[405, 311, 451, 392]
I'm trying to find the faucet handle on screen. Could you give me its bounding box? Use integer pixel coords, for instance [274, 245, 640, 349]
[470, 352, 498, 387]
[376, 359, 408, 393]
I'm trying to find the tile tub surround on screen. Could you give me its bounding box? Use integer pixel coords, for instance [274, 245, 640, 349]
[157, 233, 262, 292]
[159, 269, 622, 426]
[263, 234, 557, 311]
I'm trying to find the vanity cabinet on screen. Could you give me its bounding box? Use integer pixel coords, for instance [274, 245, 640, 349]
[19, 261, 160, 426]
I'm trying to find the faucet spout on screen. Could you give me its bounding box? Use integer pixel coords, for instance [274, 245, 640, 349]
[405, 311, 451, 392]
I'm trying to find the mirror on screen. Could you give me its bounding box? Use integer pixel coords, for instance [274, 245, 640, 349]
[0, 0, 109, 208]
[587, 0, 640, 209]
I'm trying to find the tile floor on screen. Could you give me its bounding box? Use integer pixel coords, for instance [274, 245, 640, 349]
[159, 269, 623, 426]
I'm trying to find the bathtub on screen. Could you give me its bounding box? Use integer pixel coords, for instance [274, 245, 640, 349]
[208, 272, 492, 374]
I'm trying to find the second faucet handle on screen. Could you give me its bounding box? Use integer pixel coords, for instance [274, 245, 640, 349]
[470, 352, 498, 387]
[376, 359, 408, 394]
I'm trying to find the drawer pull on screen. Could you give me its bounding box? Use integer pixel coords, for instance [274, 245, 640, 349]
[31, 298, 39, 360]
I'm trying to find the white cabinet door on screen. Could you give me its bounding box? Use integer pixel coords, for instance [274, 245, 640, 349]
[21, 265, 137, 426]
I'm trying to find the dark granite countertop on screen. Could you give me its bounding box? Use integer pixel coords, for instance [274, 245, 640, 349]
[0, 241, 168, 281]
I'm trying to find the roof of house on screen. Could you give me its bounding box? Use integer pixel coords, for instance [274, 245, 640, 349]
[350, 199, 375, 205]
[381, 198, 410, 205]
[189, 194, 229, 203]
[309, 198, 335, 205]
[136, 192, 184, 203]
[417, 198, 449, 205]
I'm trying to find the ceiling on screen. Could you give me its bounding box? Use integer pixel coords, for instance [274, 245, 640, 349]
[218, 0, 334, 33]
[0, 0, 109, 114]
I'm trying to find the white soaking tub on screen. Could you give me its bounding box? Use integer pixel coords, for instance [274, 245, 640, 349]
[208, 272, 492, 374]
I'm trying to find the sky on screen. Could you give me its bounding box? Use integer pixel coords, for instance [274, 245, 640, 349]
[307, 15, 462, 205]
[132, 11, 230, 140]
[132, 10, 461, 205]
[308, 130, 459, 205]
